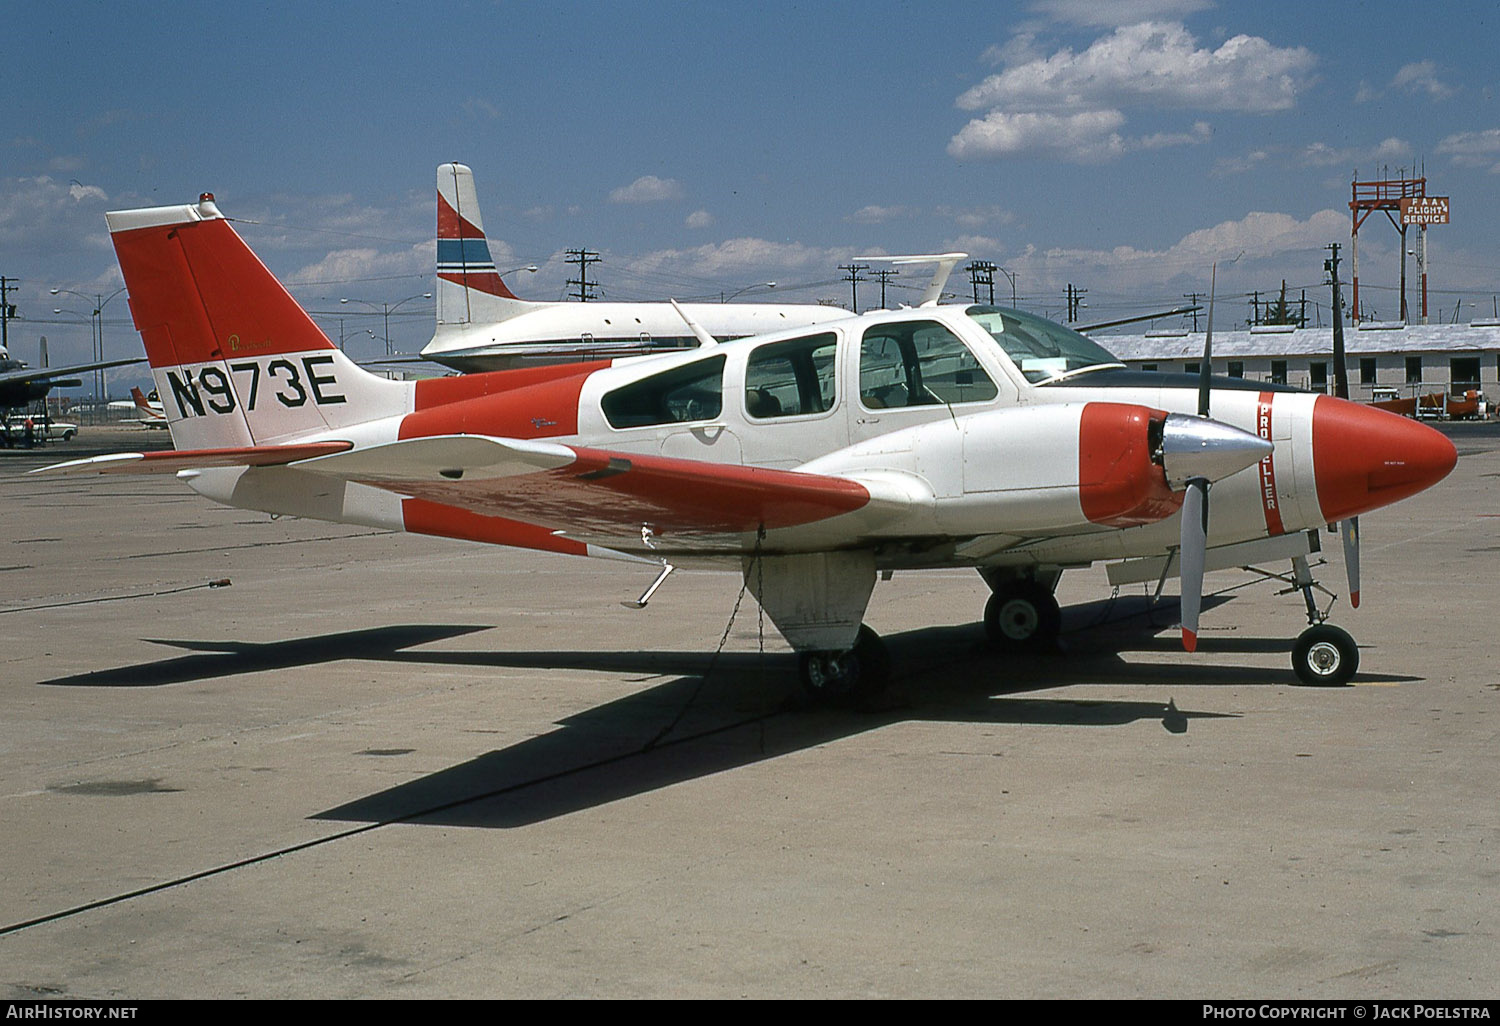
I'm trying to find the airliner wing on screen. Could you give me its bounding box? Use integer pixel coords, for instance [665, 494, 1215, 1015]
[0, 356, 146, 387]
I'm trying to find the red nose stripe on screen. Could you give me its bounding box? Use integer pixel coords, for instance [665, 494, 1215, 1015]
[1311, 396, 1457, 523]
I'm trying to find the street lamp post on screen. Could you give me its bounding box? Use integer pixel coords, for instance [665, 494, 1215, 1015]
[995, 266, 1018, 307]
[51, 286, 126, 402]
[723, 282, 776, 303]
[339, 293, 432, 357]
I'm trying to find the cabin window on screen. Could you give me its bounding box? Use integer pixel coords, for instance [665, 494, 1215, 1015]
[602, 354, 726, 428]
[1405, 356, 1423, 384]
[744, 333, 837, 419]
[1271, 360, 1287, 385]
[1359, 358, 1376, 385]
[859, 320, 997, 408]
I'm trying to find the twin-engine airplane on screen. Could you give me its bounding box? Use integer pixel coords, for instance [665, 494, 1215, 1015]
[40, 194, 1456, 698]
[419, 163, 848, 371]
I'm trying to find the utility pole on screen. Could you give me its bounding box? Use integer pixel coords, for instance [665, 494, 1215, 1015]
[1182, 292, 1201, 331]
[966, 260, 996, 304]
[1065, 283, 1087, 322]
[839, 263, 868, 313]
[0, 276, 16, 353]
[1325, 243, 1349, 399]
[565, 248, 601, 302]
[870, 268, 899, 309]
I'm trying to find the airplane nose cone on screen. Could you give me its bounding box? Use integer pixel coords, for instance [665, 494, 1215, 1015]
[1312, 396, 1458, 523]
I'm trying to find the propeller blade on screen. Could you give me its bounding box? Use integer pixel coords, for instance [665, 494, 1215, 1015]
[1179, 478, 1208, 652]
[1341, 516, 1360, 608]
[1198, 263, 1217, 418]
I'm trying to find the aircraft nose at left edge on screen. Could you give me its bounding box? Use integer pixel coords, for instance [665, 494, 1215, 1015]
[1311, 395, 1459, 523]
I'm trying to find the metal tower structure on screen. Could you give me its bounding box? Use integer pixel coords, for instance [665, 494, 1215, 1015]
[1348, 172, 1448, 324]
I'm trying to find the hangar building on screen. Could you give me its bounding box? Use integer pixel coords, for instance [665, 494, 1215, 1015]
[1095, 321, 1500, 400]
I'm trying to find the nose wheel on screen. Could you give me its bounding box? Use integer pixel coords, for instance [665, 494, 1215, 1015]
[1284, 556, 1358, 685]
[1292, 623, 1359, 686]
[798, 625, 891, 705]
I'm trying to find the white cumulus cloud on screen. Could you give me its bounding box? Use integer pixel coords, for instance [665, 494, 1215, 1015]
[609, 175, 684, 204]
[951, 21, 1313, 163]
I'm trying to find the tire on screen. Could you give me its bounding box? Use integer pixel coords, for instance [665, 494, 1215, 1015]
[798, 625, 890, 705]
[983, 582, 1061, 652]
[1292, 624, 1359, 686]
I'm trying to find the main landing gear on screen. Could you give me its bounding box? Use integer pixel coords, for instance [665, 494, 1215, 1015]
[980, 571, 1062, 653]
[1287, 555, 1359, 686]
[797, 625, 891, 705]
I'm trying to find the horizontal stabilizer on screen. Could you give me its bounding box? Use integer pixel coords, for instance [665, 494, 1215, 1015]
[34, 441, 353, 476]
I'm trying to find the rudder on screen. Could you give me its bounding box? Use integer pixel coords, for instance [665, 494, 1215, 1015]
[436, 163, 533, 329]
[107, 194, 410, 449]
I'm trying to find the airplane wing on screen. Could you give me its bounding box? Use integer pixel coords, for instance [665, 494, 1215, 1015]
[293, 435, 880, 547]
[0, 356, 147, 387]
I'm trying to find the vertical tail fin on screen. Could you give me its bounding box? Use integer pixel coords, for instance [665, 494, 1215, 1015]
[436, 163, 533, 329]
[107, 194, 411, 449]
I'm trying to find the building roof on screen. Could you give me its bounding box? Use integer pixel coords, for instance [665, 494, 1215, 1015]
[1093, 321, 1500, 361]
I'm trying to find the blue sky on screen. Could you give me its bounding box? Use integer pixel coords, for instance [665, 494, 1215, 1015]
[5, 0, 1499, 381]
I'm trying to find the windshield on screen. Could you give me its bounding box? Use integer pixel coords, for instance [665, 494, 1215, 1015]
[966, 305, 1122, 384]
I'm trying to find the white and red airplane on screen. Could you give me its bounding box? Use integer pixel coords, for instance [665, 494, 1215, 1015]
[418, 163, 849, 371]
[130, 386, 168, 427]
[40, 194, 1456, 697]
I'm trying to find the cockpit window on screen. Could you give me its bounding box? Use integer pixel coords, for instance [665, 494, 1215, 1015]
[966, 305, 1122, 384]
[859, 320, 997, 409]
[602, 354, 726, 428]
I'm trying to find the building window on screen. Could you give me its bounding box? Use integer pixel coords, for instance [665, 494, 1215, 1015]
[1227, 361, 1244, 378]
[1406, 356, 1423, 384]
[1310, 362, 1328, 390]
[1271, 360, 1287, 385]
[1359, 357, 1376, 385]
[1185, 362, 1200, 375]
[1141, 363, 1158, 372]
[1451, 357, 1481, 393]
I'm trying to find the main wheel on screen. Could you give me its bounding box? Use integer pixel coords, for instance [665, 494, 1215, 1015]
[1292, 624, 1359, 686]
[798, 625, 891, 705]
[983, 582, 1061, 652]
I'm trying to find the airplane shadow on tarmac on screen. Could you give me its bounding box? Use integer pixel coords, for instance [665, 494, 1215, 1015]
[40, 594, 1419, 829]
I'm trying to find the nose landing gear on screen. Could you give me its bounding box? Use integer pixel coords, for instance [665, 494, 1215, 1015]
[1288, 555, 1359, 686]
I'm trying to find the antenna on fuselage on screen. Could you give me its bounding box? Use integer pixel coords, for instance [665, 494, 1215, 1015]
[668, 299, 718, 349]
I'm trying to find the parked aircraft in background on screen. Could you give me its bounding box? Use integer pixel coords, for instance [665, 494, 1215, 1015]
[130, 386, 168, 427]
[42, 194, 1456, 697]
[417, 163, 849, 371]
[0, 345, 144, 416]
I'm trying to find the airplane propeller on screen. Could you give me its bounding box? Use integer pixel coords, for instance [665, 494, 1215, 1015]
[1328, 247, 1360, 607]
[1180, 265, 1217, 652]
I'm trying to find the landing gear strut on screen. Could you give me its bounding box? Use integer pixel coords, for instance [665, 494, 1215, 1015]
[982, 579, 1061, 653]
[1288, 555, 1359, 686]
[798, 625, 890, 705]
